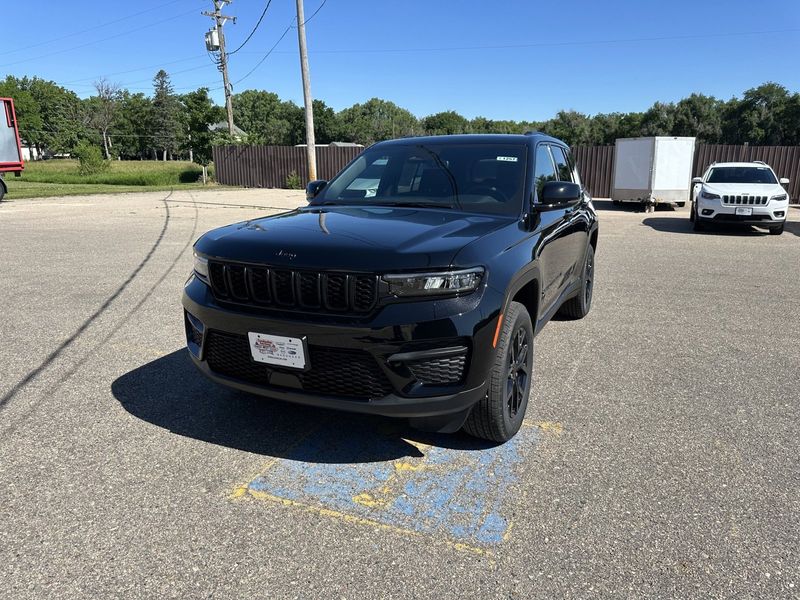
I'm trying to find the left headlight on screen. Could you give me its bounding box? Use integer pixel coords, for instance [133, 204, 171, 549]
[193, 250, 209, 282]
[383, 267, 485, 297]
[772, 193, 788, 202]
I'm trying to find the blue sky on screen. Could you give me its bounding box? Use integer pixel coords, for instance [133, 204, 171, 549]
[3, 0, 799, 121]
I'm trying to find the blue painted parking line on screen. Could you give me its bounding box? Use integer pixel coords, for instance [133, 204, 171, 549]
[235, 420, 541, 550]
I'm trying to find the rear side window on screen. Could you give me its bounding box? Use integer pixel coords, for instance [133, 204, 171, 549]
[533, 145, 558, 199]
[550, 146, 573, 183]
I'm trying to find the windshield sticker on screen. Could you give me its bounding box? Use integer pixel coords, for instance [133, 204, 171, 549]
[496, 156, 518, 162]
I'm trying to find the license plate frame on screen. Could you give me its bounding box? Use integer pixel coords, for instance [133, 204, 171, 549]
[247, 332, 308, 370]
[735, 207, 753, 216]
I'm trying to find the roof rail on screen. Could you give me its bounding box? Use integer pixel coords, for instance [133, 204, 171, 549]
[753, 160, 766, 165]
[524, 130, 546, 136]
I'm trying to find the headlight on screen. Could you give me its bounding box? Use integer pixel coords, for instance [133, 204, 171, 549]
[700, 190, 720, 200]
[772, 193, 788, 202]
[193, 250, 209, 282]
[383, 267, 484, 297]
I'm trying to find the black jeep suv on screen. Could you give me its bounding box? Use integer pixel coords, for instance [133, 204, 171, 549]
[182, 134, 598, 442]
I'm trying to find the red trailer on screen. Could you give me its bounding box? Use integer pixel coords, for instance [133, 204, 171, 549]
[0, 97, 24, 201]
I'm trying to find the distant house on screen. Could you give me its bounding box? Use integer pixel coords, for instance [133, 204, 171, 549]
[209, 121, 247, 140]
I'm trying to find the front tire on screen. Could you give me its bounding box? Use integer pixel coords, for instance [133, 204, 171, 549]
[462, 301, 533, 443]
[693, 212, 706, 231]
[770, 223, 784, 235]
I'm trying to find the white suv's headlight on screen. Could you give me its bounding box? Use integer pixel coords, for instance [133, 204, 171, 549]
[193, 250, 209, 281]
[700, 190, 721, 200]
[383, 267, 484, 297]
[772, 193, 788, 202]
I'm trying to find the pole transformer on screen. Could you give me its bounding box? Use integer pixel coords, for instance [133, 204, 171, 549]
[295, 0, 317, 181]
[203, 1, 236, 136]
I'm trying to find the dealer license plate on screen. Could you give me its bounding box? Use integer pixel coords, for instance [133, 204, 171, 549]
[248, 332, 306, 369]
[735, 207, 753, 216]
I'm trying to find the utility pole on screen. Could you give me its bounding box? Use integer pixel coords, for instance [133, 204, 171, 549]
[295, 0, 317, 181]
[203, 1, 236, 135]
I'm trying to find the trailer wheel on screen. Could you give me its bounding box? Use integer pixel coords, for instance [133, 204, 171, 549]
[0, 179, 6, 202]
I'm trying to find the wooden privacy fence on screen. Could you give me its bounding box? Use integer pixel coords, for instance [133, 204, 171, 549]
[572, 145, 614, 198]
[213, 145, 362, 189]
[214, 143, 799, 202]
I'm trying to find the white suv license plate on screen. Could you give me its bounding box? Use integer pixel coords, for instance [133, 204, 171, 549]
[735, 207, 753, 216]
[248, 332, 306, 369]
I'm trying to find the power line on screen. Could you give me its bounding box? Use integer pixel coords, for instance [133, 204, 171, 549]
[302, 0, 328, 25]
[228, 0, 274, 55]
[0, 0, 203, 58]
[232, 22, 294, 86]
[0, 8, 202, 69]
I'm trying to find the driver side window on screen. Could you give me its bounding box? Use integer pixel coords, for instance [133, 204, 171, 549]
[533, 145, 558, 200]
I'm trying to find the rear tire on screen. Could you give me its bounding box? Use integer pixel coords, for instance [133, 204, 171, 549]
[558, 244, 594, 319]
[462, 301, 533, 443]
[770, 223, 784, 235]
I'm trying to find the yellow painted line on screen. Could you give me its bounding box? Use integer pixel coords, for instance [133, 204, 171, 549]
[522, 420, 563, 435]
[239, 487, 493, 559]
[228, 423, 322, 501]
[351, 456, 431, 509]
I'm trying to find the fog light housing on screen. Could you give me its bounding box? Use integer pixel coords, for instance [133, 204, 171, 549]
[774, 211, 785, 218]
[185, 311, 205, 359]
[701, 209, 714, 216]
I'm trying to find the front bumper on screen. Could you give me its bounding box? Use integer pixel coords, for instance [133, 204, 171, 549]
[181, 274, 501, 422]
[697, 198, 788, 226]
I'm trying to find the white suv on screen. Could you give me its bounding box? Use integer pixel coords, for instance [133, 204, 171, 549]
[690, 162, 790, 235]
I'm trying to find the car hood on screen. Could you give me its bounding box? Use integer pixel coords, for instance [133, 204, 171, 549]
[703, 183, 787, 197]
[194, 205, 513, 271]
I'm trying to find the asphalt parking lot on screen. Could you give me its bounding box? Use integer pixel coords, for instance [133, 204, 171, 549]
[1, 190, 799, 598]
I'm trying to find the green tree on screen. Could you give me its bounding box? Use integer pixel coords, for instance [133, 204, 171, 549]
[540, 110, 592, 146]
[337, 98, 418, 144]
[312, 99, 341, 144]
[151, 70, 181, 160]
[733, 82, 791, 145]
[673, 94, 723, 142]
[640, 102, 676, 136]
[114, 91, 153, 159]
[422, 110, 469, 135]
[181, 88, 224, 165]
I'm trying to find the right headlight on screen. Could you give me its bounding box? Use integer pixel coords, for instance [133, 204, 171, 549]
[193, 250, 209, 282]
[383, 267, 485, 297]
[700, 189, 720, 200]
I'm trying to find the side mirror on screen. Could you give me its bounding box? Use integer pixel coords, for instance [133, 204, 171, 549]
[306, 179, 327, 201]
[691, 177, 704, 185]
[537, 181, 582, 210]
[780, 177, 790, 185]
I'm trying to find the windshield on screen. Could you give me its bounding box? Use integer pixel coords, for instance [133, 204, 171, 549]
[314, 143, 527, 216]
[707, 166, 777, 184]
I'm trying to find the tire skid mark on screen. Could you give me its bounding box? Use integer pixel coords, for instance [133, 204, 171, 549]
[0, 190, 197, 430]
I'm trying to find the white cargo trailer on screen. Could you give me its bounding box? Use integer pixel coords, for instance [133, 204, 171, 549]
[612, 136, 696, 207]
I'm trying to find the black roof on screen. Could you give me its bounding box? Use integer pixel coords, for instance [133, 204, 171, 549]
[373, 133, 567, 148]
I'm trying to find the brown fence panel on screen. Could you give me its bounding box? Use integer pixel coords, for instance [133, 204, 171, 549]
[212, 145, 362, 188]
[573, 145, 614, 198]
[214, 143, 799, 202]
[693, 144, 800, 202]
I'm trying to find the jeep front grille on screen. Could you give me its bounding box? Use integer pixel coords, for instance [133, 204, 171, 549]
[207, 261, 378, 313]
[721, 195, 768, 206]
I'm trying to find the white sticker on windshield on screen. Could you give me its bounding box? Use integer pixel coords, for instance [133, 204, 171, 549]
[496, 156, 518, 162]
